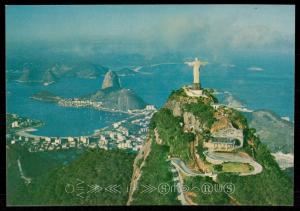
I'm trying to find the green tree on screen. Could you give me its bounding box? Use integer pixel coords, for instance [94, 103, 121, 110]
[213, 164, 223, 172]
[183, 132, 195, 143]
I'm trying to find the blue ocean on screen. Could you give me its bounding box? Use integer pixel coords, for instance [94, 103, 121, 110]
[6, 79, 129, 137]
[122, 51, 294, 119]
[6, 51, 294, 136]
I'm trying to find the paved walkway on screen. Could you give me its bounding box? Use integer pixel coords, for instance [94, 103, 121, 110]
[17, 158, 32, 185]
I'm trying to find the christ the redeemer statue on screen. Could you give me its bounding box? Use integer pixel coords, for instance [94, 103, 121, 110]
[185, 57, 208, 90]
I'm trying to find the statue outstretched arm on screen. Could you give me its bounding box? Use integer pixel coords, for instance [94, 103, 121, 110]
[200, 61, 209, 66]
[184, 61, 194, 67]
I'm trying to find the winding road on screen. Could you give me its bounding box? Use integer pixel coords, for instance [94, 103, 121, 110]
[203, 150, 263, 176]
[170, 158, 215, 177]
[169, 152, 263, 205]
[169, 158, 216, 205]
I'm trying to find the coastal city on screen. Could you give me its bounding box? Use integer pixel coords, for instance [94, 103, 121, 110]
[58, 98, 104, 110]
[57, 98, 138, 114]
[6, 105, 156, 153]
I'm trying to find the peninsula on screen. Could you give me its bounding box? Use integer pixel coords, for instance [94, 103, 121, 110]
[31, 70, 146, 113]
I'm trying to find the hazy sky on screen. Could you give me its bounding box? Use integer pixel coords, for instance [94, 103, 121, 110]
[6, 5, 295, 53]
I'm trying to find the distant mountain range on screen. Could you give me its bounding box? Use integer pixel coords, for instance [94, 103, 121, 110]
[247, 110, 294, 154]
[219, 92, 294, 155]
[7, 59, 143, 86]
[12, 62, 110, 85]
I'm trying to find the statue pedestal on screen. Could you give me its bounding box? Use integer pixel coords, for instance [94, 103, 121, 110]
[183, 86, 207, 98]
[193, 83, 201, 90]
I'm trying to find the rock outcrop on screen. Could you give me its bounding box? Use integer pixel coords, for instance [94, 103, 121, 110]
[210, 117, 231, 133]
[88, 87, 146, 111]
[101, 70, 121, 89]
[84, 70, 146, 111]
[164, 96, 198, 117]
[127, 137, 152, 205]
[42, 70, 58, 85]
[183, 112, 203, 133]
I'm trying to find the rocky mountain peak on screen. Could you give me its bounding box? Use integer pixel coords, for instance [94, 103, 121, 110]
[101, 70, 121, 89]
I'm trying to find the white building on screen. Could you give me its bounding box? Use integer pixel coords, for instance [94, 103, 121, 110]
[183, 86, 208, 98]
[212, 126, 243, 145]
[69, 142, 76, 148]
[117, 143, 123, 149]
[140, 128, 148, 133]
[119, 126, 129, 136]
[54, 138, 61, 145]
[109, 132, 116, 139]
[146, 105, 156, 110]
[89, 143, 97, 148]
[117, 133, 125, 142]
[62, 144, 68, 149]
[48, 145, 54, 150]
[11, 121, 19, 128]
[113, 122, 122, 129]
[68, 137, 74, 143]
[211, 104, 221, 109]
[99, 138, 108, 146]
[80, 136, 88, 144]
[99, 145, 108, 150]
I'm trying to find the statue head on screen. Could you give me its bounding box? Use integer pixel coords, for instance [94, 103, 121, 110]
[195, 57, 199, 61]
